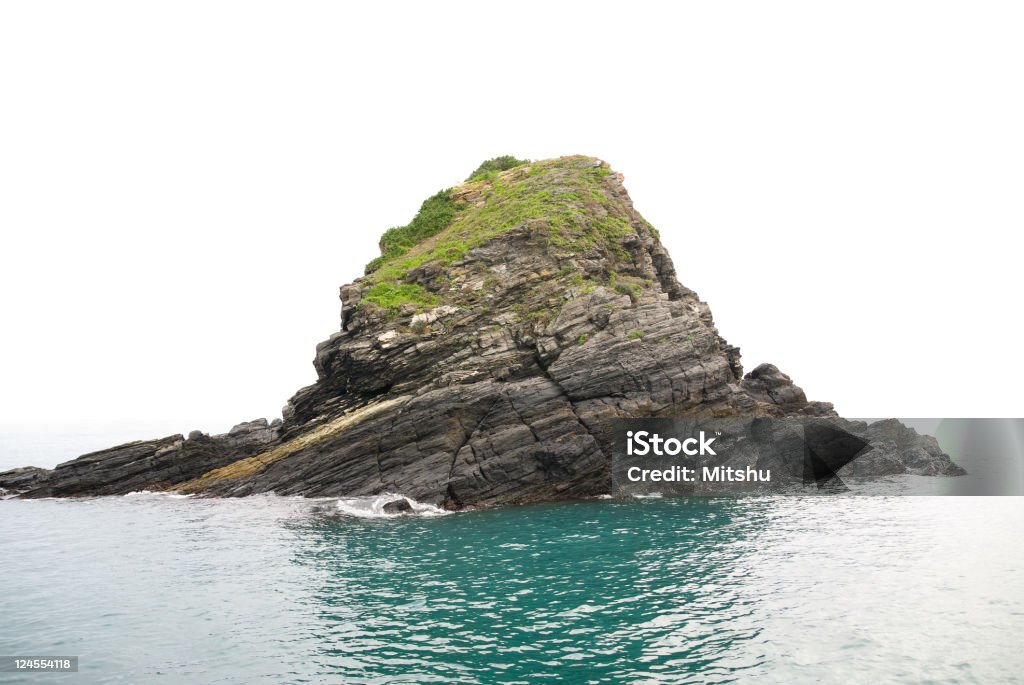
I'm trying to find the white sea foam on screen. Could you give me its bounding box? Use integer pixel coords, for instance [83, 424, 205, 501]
[123, 490, 194, 499]
[334, 493, 451, 518]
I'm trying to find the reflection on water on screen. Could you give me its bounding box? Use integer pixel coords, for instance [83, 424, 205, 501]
[298, 500, 766, 684]
[1, 494, 1022, 684]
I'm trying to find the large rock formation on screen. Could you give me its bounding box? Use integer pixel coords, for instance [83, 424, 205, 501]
[5, 156, 964, 504]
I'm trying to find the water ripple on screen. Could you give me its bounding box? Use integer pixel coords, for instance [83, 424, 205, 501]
[0, 495, 1021, 683]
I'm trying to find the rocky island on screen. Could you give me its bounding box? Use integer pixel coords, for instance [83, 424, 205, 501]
[1, 156, 965, 505]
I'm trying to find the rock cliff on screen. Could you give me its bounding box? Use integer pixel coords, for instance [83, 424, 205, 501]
[4, 156, 964, 504]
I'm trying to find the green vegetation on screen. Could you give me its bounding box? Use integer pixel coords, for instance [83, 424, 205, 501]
[627, 329, 645, 340]
[362, 282, 438, 314]
[565, 270, 598, 295]
[466, 155, 530, 182]
[365, 190, 462, 275]
[576, 333, 588, 345]
[366, 158, 632, 284]
[609, 270, 645, 302]
[360, 156, 640, 319]
[614, 281, 641, 301]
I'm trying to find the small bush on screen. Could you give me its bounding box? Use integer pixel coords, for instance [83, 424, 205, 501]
[614, 281, 640, 302]
[466, 155, 530, 182]
[627, 330, 645, 340]
[365, 190, 459, 274]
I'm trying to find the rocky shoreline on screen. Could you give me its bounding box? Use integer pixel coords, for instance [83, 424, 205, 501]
[2, 156, 964, 504]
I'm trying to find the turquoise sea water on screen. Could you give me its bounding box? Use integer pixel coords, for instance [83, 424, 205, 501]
[1, 492, 1022, 684]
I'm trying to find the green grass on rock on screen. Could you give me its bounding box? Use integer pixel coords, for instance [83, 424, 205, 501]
[360, 155, 640, 317]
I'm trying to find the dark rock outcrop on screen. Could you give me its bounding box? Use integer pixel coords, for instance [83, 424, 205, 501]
[9, 156, 964, 504]
[19, 419, 281, 498]
[0, 466, 52, 496]
[842, 419, 967, 477]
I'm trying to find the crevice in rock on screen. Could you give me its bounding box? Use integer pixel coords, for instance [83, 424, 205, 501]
[505, 388, 543, 445]
[445, 396, 503, 499]
[532, 352, 604, 445]
[375, 405, 404, 486]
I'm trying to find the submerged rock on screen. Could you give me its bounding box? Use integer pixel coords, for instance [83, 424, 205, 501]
[382, 498, 413, 514]
[11, 156, 964, 503]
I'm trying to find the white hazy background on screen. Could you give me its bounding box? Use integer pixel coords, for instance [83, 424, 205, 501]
[2, 2, 1022, 442]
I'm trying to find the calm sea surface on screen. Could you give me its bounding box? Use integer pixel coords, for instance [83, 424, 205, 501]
[1, 433, 1023, 684]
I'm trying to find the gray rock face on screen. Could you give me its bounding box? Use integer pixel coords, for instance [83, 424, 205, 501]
[7, 156, 964, 503]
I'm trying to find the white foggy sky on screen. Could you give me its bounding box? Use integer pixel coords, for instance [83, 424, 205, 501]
[1, 1, 1021, 436]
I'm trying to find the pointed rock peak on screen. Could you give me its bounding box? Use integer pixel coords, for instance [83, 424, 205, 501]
[354, 155, 682, 330]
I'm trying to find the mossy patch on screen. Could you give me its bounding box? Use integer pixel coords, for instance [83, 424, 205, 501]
[362, 282, 439, 314]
